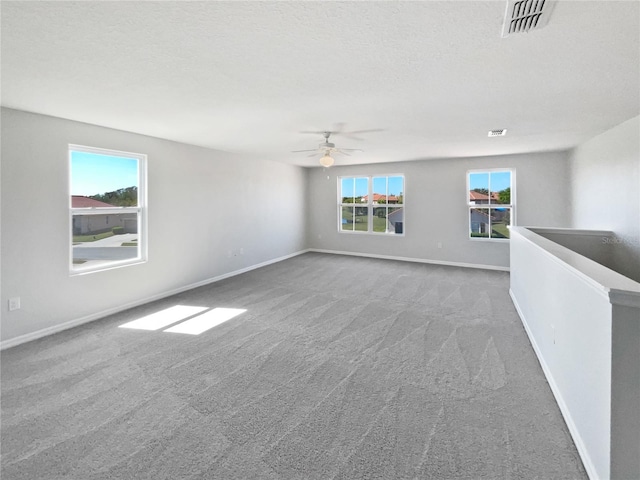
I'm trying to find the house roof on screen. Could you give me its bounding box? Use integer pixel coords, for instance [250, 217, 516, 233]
[362, 193, 399, 202]
[469, 191, 501, 201]
[71, 196, 115, 208]
[469, 191, 490, 201]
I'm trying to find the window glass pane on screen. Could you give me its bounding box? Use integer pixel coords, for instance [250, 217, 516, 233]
[72, 212, 140, 266]
[354, 206, 368, 231]
[469, 172, 489, 204]
[373, 207, 387, 232]
[341, 178, 355, 204]
[387, 176, 404, 204]
[341, 206, 354, 230]
[388, 207, 403, 234]
[490, 171, 511, 205]
[372, 177, 387, 203]
[341, 177, 368, 204]
[355, 177, 368, 204]
[491, 207, 511, 238]
[470, 208, 490, 238]
[71, 151, 139, 206]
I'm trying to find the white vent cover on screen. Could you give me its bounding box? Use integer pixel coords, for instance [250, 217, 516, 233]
[488, 129, 507, 137]
[502, 0, 556, 37]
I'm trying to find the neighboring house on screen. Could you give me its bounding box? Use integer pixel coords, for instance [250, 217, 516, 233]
[387, 208, 404, 233]
[469, 191, 500, 204]
[71, 196, 115, 209]
[71, 196, 137, 235]
[470, 208, 509, 235]
[361, 193, 399, 204]
[470, 208, 490, 234]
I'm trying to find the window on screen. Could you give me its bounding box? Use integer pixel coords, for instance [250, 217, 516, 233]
[69, 145, 147, 273]
[468, 169, 513, 239]
[339, 175, 404, 234]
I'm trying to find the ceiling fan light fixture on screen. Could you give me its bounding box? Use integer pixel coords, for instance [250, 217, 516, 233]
[319, 154, 335, 167]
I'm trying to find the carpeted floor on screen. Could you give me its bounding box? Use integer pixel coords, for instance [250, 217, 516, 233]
[1, 252, 587, 479]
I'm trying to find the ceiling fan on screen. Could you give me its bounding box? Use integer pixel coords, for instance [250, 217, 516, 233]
[292, 124, 382, 167]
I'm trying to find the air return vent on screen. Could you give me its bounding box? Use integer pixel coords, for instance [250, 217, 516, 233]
[502, 0, 556, 37]
[488, 129, 507, 137]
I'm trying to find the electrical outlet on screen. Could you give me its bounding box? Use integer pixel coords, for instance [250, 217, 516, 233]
[8, 297, 20, 311]
[437, 242, 443, 249]
[240, 248, 244, 255]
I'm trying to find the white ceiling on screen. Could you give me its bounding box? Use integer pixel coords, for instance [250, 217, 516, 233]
[1, 1, 638, 167]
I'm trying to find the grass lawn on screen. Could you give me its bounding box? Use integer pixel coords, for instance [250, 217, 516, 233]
[491, 223, 510, 238]
[373, 216, 387, 232]
[73, 231, 114, 243]
[341, 215, 390, 232]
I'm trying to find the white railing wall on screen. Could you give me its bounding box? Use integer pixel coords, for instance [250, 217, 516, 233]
[509, 227, 640, 480]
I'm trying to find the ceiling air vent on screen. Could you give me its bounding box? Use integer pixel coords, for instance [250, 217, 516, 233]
[502, 0, 556, 37]
[488, 129, 507, 137]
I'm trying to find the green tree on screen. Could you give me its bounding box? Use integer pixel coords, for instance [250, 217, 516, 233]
[498, 187, 511, 204]
[91, 186, 138, 206]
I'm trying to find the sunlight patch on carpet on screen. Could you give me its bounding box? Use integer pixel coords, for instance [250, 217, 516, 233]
[164, 308, 247, 335]
[118, 305, 208, 331]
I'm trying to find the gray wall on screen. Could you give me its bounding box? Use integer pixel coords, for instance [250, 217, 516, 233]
[5, 107, 635, 346]
[307, 151, 571, 269]
[1, 108, 307, 344]
[568, 115, 640, 282]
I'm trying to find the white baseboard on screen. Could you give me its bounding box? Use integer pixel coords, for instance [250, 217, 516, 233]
[308, 248, 510, 272]
[509, 289, 600, 480]
[0, 249, 309, 351]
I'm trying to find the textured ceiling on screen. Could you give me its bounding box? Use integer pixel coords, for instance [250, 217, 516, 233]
[1, 1, 639, 167]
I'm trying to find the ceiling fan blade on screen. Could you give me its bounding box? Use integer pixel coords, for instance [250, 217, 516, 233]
[344, 128, 384, 135]
[336, 150, 352, 156]
[339, 128, 385, 140]
[291, 149, 319, 153]
[338, 148, 363, 152]
[307, 152, 319, 157]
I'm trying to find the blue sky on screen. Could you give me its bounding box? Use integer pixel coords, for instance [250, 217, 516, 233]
[469, 171, 511, 192]
[71, 151, 138, 196]
[342, 176, 404, 197]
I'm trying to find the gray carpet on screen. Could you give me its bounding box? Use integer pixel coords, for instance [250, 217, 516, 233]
[1, 252, 587, 479]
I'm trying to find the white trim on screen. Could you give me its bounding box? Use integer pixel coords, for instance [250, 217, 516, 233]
[467, 168, 515, 240]
[1, 249, 309, 351]
[529, 227, 614, 238]
[509, 289, 600, 480]
[308, 248, 510, 271]
[338, 174, 405, 235]
[69, 144, 148, 275]
[511, 227, 640, 306]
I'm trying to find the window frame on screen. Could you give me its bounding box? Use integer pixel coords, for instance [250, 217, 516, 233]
[69, 144, 148, 275]
[338, 174, 405, 236]
[467, 168, 515, 241]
